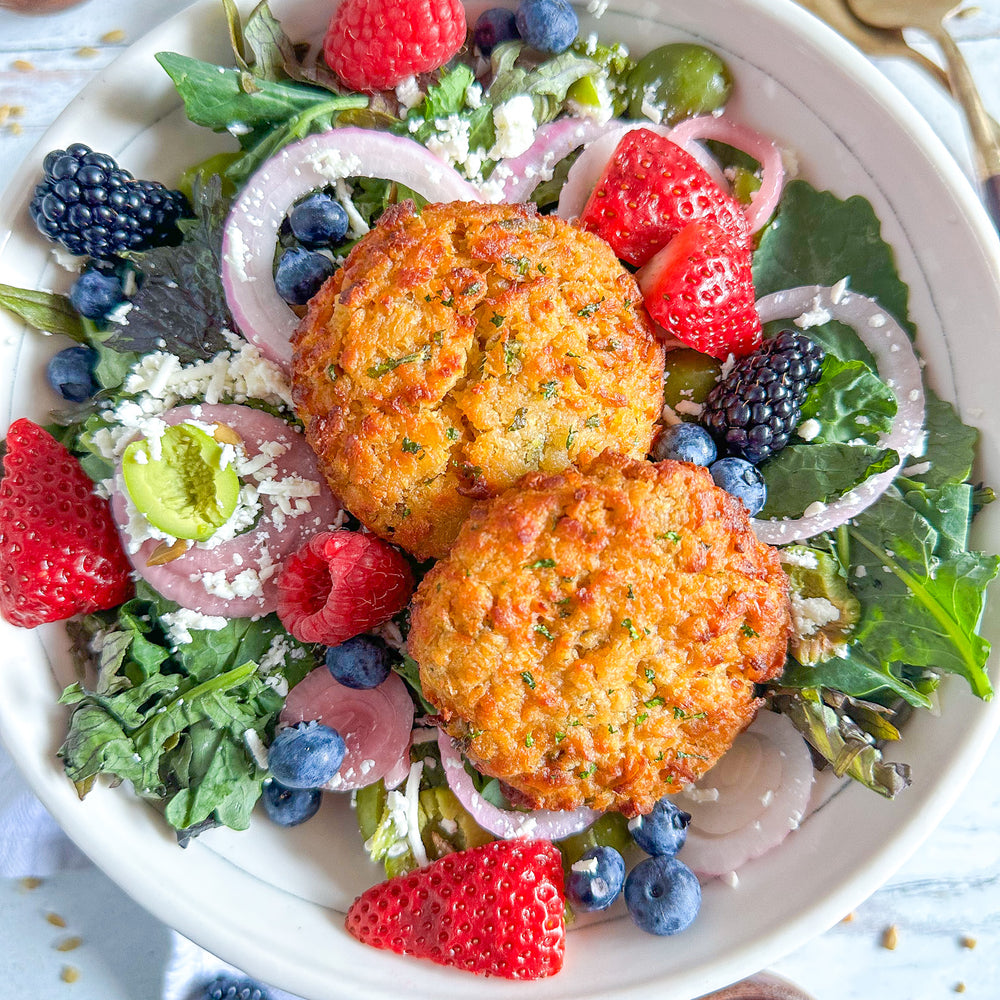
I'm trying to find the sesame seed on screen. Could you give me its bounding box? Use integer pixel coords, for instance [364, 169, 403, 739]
[101, 29, 126, 44]
[881, 924, 899, 950]
[55, 936, 84, 953]
[13, 60, 35, 72]
[76, 46, 100, 58]
[46, 912, 67, 928]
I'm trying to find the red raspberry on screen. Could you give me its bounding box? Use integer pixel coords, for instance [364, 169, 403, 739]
[0, 418, 133, 627]
[323, 0, 467, 92]
[276, 530, 414, 645]
[346, 839, 566, 979]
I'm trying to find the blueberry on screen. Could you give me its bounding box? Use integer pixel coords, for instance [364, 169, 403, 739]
[709, 457, 767, 517]
[262, 780, 322, 827]
[624, 856, 701, 936]
[69, 268, 125, 320]
[325, 635, 391, 690]
[201, 974, 269, 1000]
[474, 7, 520, 53]
[651, 423, 717, 466]
[628, 797, 691, 857]
[515, 0, 578, 53]
[267, 721, 346, 789]
[288, 193, 349, 248]
[47, 345, 99, 402]
[274, 247, 335, 305]
[566, 845, 626, 912]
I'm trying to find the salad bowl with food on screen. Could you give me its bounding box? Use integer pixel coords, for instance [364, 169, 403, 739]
[1, 0, 999, 997]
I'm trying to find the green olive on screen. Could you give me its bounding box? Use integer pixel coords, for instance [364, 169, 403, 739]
[558, 812, 631, 872]
[663, 348, 722, 412]
[122, 422, 240, 541]
[626, 43, 732, 125]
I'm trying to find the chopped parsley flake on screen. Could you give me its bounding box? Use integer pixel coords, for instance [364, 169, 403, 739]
[621, 618, 641, 640]
[676, 750, 708, 761]
[566, 426, 576, 449]
[540, 380, 558, 400]
[673, 707, 707, 720]
[508, 406, 528, 432]
[401, 437, 423, 454]
[463, 282, 484, 296]
[446, 426, 459, 441]
[585, 414, 600, 429]
[527, 558, 556, 569]
[555, 731, 566, 743]
[367, 344, 432, 378]
[521, 670, 536, 689]
[741, 623, 760, 637]
[525, 734, 534, 747]
[534, 623, 555, 641]
[645, 695, 665, 708]
[656, 531, 682, 543]
[579, 763, 597, 778]
[576, 298, 604, 317]
[326, 364, 338, 381]
[504, 339, 522, 372]
[635, 712, 648, 724]
[490, 312, 506, 328]
[644, 667, 655, 682]
[627, 584, 635, 600]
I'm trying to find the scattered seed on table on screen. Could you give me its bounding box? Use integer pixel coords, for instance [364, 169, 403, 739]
[76, 46, 99, 58]
[12, 59, 35, 72]
[881, 924, 899, 950]
[960, 935, 977, 949]
[60, 966, 80, 984]
[8, 122, 23, 135]
[55, 936, 83, 953]
[46, 912, 67, 928]
[100, 29, 126, 43]
[19, 876, 42, 891]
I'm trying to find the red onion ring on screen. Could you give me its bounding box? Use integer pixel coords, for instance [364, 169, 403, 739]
[436, 729, 599, 840]
[677, 710, 814, 878]
[280, 667, 414, 792]
[221, 128, 484, 369]
[667, 115, 785, 233]
[752, 284, 925, 546]
[493, 116, 608, 203]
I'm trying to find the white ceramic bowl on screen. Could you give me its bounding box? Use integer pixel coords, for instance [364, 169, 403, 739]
[1, 1, 999, 997]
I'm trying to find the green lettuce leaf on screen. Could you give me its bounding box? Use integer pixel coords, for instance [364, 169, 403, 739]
[753, 180, 915, 337]
[799, 354, 896, 445]
[0, 283, 85, 342]
[759, 442, 898, 519]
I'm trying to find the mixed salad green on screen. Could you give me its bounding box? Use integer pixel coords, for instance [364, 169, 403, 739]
[0, 0, 996, 866]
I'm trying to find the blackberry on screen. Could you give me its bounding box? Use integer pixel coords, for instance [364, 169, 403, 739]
[28, 143, 188, 259]
[701, 330, 824, 463]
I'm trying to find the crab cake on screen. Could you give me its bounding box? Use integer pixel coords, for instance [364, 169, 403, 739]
[408, 452, 791, 817]
[291, 201, 664, 561]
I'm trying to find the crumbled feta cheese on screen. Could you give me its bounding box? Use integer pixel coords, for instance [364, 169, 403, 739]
[789, 594, 840, 638]
[395, 75, 423, 109]
[797, 417, 821, 441]
[779, 548, 819, 569]
[489, 95, 537, 160]
[160, 607, 229, 646]
[794, 294, 832, 329]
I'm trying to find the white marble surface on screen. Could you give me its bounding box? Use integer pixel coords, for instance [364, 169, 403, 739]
[1, 1, 1000, 998]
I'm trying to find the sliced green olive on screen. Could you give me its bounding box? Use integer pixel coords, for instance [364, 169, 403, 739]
[626, 43, 732, 125]
[122, 422, 240, 541]
[663, 348, 722, 411]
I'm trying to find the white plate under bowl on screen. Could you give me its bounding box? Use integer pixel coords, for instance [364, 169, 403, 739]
[1, 0, 1000, 997]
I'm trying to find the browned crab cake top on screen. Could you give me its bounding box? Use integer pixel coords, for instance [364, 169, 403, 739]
[291, 200, 664, 561]
[407, 452, 791, 817]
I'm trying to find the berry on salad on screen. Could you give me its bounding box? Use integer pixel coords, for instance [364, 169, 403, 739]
[46, 345, 99, 403]
[262, 780, 322, 827]
[201, 975, 269, 1000]
[121, 422, 240, 542]
[325, 635, 392, 690]
[627, 796, 691, 856]
[287, 193, 349, 248]
[323, 0, 467, 92]
[28, 143, 187, 259]
[276, 530, 415, 646]
[268, 721, 347, 789]
[566, 845, 626, 912]
[68, 267, 125, 320]
[701, 330, 825, 463]
[0, 418, 133, 627]
[515, 0, 578, 55]
[636, 219, 762, 359]
[624, 855, 701, 935]
[709, 456, 767, 517]
[579, 127, 750, 267]
[473, 7, 520, 54]
[651, 422, 717, 466]
[345, 839, 566, 979]
[274, 247, 335, 306]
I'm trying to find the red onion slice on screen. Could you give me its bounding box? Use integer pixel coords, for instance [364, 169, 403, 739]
[437, 729, 599, 840]
[677, 710, 814, 878]
[667, 115, 785, 233]
[110, 404, 341, 618]
[221, 128, 484, 369]
[280, 667, 414, 791]
[493, 116, 607, 203]
[752, 284, 925, 546]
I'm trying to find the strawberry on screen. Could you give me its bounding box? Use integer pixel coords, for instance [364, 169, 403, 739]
[276, 530, 414, 645]
[636, 219, 762, 359]
[346, 839, 566, 979]
[0, 418, 133, 628]
[323, 0, 467, 92]
[579, 127, 750, 267]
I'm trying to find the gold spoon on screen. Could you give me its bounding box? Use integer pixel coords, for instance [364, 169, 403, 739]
[846, 0, 1000, 230]
[795, 0, 949, 89]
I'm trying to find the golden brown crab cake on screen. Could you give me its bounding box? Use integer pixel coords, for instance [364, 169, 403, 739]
[291, 200, 664, 561]
[407, 452, 791, 817]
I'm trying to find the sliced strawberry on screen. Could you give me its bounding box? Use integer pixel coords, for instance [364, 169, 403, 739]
[0, 418, 133, 627]
[579, 127, 750, 267]
[276, 530, 413, 645]
[346, 839, 566, 979]
[637, 219, 762, 359]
